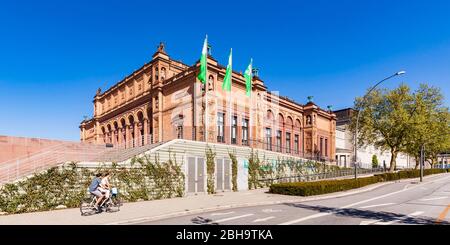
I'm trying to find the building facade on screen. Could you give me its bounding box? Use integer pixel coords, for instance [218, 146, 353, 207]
[80, 43, 336, 161]
[334, 108, 415, 169]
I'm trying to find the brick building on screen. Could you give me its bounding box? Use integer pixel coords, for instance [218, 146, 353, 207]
[80, 43, 336, 161]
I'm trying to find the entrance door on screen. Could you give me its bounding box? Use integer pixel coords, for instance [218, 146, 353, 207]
[187, 156, 205, 194]
[216, 158, 231, 192]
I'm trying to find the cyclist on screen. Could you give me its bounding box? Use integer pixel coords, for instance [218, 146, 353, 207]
[98, 172, 111, 200]
[88, 173, 105, 211]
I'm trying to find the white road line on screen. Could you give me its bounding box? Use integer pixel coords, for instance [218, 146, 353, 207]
[360, 203, 396, 209]
[279, 213, 331, 225]
[374, 211, 424, 225]
[278, 175, 450, 225]
[262, 209, 282, 213]
[360, 220, 382, 225]
[213, 214, 254, 223]
[211, 211, 235, 216]
[419, 196, 447, 202]
[252, 216, 276, 223]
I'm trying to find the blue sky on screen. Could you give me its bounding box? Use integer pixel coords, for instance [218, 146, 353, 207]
[1, 0, 449, 141]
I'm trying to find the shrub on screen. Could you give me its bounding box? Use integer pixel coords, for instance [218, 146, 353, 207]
[269, 176, 380, 196]
[270, 168, 449, 197]
[205, 147, 216, 194]
[229, 152, 238, 192]
[372, 155, 379, 169]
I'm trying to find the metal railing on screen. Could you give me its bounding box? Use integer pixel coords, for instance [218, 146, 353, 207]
[244, 138, 336, 163]
[0, 134, 158, 185]
[258, 168, 385, 184]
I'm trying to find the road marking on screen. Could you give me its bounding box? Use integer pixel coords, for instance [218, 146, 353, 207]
[360, 220, 382, 225]
[262, 209, 282, 213]
[360, 203, 396, 209]
[211, 211, 235, 216]
[252, 216, 276, 223]
[374, 211, 424, 225]
[279, 213, 331, 225]
[436, 204, 450, 224]
[419, 197, 447, 202]
[278, 175, 450, 225]
[213, 214, 254, 223]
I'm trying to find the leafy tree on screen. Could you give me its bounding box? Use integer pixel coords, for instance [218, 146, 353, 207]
[404, 85, 450, 169]
[351, 84, 449, 172]
[371, 155, 379, 169]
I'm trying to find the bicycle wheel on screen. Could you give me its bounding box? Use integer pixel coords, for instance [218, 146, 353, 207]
[109, 196, 121, 212]
[80, 197, 97, 216]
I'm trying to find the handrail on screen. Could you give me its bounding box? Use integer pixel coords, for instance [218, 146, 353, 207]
[258, 168, 384, 183]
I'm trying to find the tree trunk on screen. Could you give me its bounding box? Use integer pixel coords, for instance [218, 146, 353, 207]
[414, 155, 420, 170]
[389, 149, 398, 172]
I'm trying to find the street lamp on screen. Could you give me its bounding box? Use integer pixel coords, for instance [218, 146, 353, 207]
[353, 71, 406, 179]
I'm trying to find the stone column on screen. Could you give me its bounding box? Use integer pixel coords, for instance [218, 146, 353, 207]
[134, 122, 139, 147]
[143, 119, 149, 145]
[125, 124, 130, 148]
[118, 128, 123, 146]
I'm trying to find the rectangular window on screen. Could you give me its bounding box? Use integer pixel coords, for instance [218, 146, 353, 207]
[320, 137, 324, 157]
[231, 116, 237, 144]
[286, 132, 291, 153]
[325, 138, 328, 157]
[217, 112, 225, 143]
[242, 118, 249, 146]
[276, 130, 282, 152]
[265, 128, 272, 151]
[294, 134, 299, 154]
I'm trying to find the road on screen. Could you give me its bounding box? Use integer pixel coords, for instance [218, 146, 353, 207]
[135, 174, 450, 225]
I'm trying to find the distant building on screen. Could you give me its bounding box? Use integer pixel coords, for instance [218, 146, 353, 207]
[334, 108, 415, 169]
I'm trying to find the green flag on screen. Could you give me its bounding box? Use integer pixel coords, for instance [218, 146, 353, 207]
[197, 35, 208, 84]
[244, 58, 253, 96]
[222, 48, 232, 91]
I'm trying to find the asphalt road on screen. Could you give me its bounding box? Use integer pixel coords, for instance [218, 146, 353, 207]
[135, 174, 450, 225]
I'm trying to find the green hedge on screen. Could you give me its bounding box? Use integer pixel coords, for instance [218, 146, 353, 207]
[270, 169, 449, 197]
[269, 176, 380, 196]
[375, 169, 449, 181]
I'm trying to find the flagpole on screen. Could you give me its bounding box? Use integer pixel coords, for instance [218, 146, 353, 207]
[249, 59, 253, 148]
[229, 48, 233, 144]
[205, 35, 208, 143]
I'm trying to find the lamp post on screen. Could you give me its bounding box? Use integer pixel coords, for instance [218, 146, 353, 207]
[353, 71, 406, 179]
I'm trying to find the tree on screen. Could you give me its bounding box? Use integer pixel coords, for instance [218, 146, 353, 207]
[372, 155, 379, 169]
[404, 85, 450, 169]
[351, 84, 449, 172]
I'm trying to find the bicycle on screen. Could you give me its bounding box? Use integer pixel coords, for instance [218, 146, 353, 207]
[80, 187, 122, 216]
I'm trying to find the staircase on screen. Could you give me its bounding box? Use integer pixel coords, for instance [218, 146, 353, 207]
[93, 141, 166, 163]
[0, 138, 166, 185]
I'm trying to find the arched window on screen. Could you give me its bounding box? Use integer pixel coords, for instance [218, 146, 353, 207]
[294, 119, 301, 154]
[101, 126, 106, 144]
[107, 124, 112, 144]
[137, 111, 145, 146]
[161, 67, 166, 81]
[306, 115, 312, 125]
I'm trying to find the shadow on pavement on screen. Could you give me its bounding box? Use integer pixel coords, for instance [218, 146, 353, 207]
[191, 216, 218, 225]
[284, 203, 448, 225]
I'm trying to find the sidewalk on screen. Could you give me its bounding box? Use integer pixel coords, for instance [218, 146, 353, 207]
[0, 173, 445, 225]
